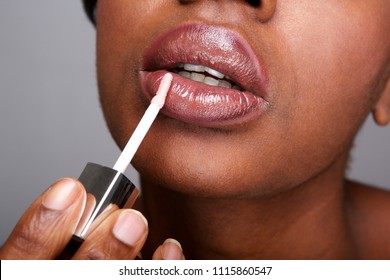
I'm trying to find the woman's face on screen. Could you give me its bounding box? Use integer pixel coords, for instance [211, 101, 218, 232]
[96, 0, 390, 198]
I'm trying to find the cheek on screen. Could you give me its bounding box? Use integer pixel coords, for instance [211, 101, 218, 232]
[96, 0, 161, 147]
[281, 1, 389, 104]
[274, 1, 390, 147]
[96, 0, 193, 148]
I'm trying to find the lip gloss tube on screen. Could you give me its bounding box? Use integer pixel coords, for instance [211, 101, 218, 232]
[58, 73, 173, 259]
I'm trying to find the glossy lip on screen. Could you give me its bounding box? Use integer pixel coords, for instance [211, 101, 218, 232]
[139, 23, 270, 128]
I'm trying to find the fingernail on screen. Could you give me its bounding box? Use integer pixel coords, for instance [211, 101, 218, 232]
[42, 178, 81, 211]
[162, 239, 183, 260]
[113, 210, 148, 246]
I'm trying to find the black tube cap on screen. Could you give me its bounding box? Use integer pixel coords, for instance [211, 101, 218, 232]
[74, 162, 139, 239]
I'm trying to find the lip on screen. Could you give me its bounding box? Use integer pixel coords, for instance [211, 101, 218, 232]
[139, 23, 270, 128]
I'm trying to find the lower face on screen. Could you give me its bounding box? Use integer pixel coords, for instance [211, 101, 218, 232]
[95, 0, 390, 198]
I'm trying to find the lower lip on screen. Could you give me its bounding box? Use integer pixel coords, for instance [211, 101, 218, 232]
[140, 70, 269, 128]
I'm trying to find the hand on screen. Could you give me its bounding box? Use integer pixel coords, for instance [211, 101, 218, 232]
[0, 178, 184, 260]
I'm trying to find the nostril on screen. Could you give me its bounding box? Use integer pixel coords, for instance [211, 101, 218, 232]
[248, 0, 277, 22]
[245, 0, 261, 8]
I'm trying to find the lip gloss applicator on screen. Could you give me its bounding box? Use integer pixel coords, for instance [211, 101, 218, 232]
[60, 73, 173, 258]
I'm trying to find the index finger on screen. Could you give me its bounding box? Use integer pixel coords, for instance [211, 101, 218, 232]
[0, 178, 86, 259]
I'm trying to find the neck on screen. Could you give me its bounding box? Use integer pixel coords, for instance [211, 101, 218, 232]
[139, 156, 356, 259]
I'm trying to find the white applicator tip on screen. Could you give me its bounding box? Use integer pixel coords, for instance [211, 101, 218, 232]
[151, 73, 173, 109]
[112, 73, 173, 174]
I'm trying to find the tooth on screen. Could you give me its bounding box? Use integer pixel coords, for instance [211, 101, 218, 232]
[184, 64, 205, 72]
[204, 77, 219, 87]
[178, 71, 191, 78]
[174, 65, 242, 90]
[218, 80, 232, 89]
[190, 72, 205, 82]
[204, 67, 225, 79]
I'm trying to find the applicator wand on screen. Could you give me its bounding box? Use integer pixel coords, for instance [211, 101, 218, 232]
[61, 73, 173, 257]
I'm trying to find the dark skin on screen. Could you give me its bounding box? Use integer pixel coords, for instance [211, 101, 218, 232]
[96, 0, 390, 259]
[1, 0, 390, 259]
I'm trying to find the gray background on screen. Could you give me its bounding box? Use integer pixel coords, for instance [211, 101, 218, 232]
[0, 0, 389, 245]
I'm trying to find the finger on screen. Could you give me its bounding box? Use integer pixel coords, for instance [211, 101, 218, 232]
[152, 239, 185, 260]
[72, 209, 148, 260]
[0, 178, 86, 259]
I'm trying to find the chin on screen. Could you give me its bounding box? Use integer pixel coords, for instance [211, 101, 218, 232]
[133, 149, 289, 200]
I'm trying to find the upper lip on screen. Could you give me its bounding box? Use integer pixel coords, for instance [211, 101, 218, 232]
[141, 23, 269, 101]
